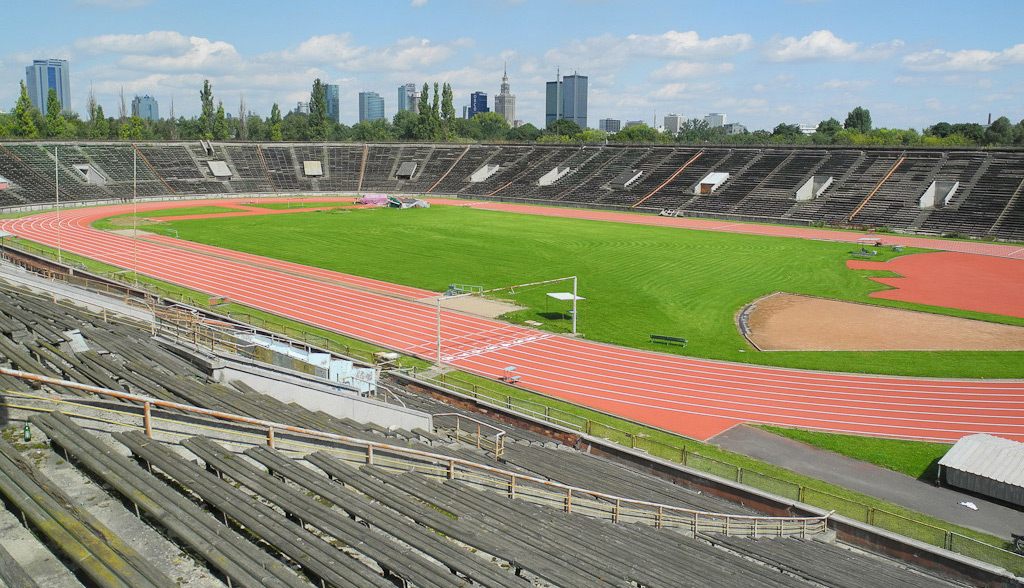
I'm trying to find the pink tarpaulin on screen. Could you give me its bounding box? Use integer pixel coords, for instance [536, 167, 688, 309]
[357, 194, 390, 206]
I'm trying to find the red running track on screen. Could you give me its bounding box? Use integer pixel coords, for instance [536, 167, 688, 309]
[4, 198, 1024, 443]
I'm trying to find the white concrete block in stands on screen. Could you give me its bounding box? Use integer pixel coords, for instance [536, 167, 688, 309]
[206, 160, 232, 178]
[303, 160, 323, 176]
[470, 164, 500, 182]
[919, 180, 959, 209]
[694, 171, 730, 195]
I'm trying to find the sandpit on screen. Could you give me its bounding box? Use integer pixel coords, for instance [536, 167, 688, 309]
[742, 293, 1024, 351]
[420, 295, 525, 319]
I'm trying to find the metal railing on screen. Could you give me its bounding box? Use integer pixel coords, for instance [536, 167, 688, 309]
[410, 370, 1024, 575]
[0, 367, 829, 539]
[433, 412, 505, 460]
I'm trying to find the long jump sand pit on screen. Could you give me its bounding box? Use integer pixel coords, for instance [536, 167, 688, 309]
[743, 293, 1024, 351]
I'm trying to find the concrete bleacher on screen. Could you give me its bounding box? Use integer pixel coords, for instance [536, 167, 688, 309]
[1, 141, 1023, 239]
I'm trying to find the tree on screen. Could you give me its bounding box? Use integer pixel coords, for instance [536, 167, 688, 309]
[351, 119, 395, 142]
[816, 118, 842, 136]
[926, 121, 953, 138]
[546, 118, 582, 138]
[392, 109, 419, 140]
[200, 79, 215, 139]
[118, 115, 145, 139]
[213, 102, 229, 140]
[269, 103, 283, 141]
[471, 111, 510, 140]
[441, 82, 455, 136]
[612, 123, 662, 143]
[91, 105, 109, 139]
[431, 82, 440, 119]
[984, 116, 1013, 145]
[12, 81, 39, 138]
[843, 106, 872, 133]
[280, 111, 309, 141]
[308, 78, 329, 141]
[44, 88, 67, 138]
[770, 123, 803, 143]
[506, 123, 542, 142]
[418, 83, 430, 117]
[579, 129, 608, 143]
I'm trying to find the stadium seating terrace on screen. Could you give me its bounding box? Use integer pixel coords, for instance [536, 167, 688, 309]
[1, 141, 1022, 240]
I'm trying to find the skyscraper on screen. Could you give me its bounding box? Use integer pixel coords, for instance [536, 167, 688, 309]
[664, 113, 684, 135]
[468, 92, 488, 118]
[704, 113, 726, 128]
[325, 84, 340, 123]
[494, 64, 516, 125]
[397, 83, 418, 113]
[131, 95, 159, 121]
[25, 59, 70, 115]
[358, 91, 385, 122]
[599, 119, 621, 133]
[545, 71, 588, 129]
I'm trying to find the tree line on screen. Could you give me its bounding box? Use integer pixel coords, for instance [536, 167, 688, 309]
[1, 79, 1022, 148]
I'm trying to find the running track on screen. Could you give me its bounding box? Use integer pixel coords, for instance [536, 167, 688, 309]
[4, 197, 1024, 443]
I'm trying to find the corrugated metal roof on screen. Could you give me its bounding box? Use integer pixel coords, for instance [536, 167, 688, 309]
[939, 434, 1024, 487]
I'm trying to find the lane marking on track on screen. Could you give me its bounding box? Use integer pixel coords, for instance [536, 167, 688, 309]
[442, 333, 555, 363]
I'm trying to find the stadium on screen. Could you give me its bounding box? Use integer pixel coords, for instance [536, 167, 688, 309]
[0, 138, 1021, 588]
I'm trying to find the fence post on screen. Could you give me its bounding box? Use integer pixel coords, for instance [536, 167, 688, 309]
[867, 507, 875, 525]
[366, 445, 374, 465]
[612, 499, 620, 524]
[564, 488, 572, 513]
[508, 474, 516, 499]
[143, 402, 152, 438]
[736, 467, 743, 484]
[447, 460, 455, 480]
[629, 434, 636, 448]
[266, 427, 275, 448]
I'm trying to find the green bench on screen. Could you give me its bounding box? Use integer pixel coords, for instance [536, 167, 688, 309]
[650, 334, 687, 346]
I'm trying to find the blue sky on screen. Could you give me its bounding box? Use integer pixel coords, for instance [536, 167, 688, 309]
[2, 0, 1022, 130]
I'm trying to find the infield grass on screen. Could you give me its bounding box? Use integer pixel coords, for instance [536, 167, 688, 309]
[125, 205, 1024, 378]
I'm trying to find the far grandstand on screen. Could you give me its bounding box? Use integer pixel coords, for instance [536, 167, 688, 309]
[0, 142, 1022, 241]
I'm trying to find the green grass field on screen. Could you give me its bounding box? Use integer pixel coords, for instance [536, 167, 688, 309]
[123, 205, 1024, 378]
[241, 201, 355, 210]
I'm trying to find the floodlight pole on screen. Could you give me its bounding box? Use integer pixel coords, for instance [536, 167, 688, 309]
[132, 146, 139, 286]
[54, 146, 62, 265]
[572, 275, 578, 335]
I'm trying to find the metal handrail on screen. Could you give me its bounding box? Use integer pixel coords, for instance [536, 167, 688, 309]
[433, 412, 506, 459]
[0, 367, 830, 538]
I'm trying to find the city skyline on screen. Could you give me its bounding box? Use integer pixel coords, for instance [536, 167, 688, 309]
[1, 0, 1021, 129]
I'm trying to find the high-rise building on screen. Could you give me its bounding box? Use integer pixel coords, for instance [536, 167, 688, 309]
[545, 72, 587, 129]
[664, 113, 684, 135]
[397, 83, 418, 113]
[494, 64, 516, 125]
[131, 95, 159, 121]
[468, 92, 488, 118]
[704, 113, 726, 128]
[25, 59, 70, 115]
[295, 101, 309, 114]
[358, 91, 385, 122]
[325, 84, 340, 123]
[599, 119, 621, 133]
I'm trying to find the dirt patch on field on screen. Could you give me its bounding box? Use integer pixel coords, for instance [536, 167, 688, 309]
[421, 295, 525, 318]
[742, 293, 1024, 351]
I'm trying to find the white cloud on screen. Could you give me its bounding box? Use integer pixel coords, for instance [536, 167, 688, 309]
[651, 61, 734, 80]
[76, 31, 193, 55]
[903, 44, 1024, 72]
[121, 36, 241, 72]
[625, 30, 753, 58]
[545, 30, 751, 70]
[764, 30, 903, 62]
[820, 79, 873, 90]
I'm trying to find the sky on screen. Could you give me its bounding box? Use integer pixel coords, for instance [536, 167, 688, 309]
[1, 0, 1022, 130]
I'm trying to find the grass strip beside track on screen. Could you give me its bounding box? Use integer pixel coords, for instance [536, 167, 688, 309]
[759, 425, 951, 479]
